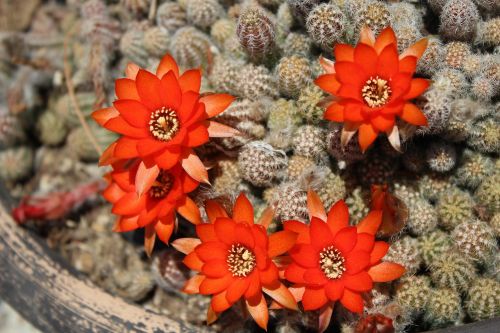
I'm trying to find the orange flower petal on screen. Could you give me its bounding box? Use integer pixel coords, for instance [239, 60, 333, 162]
[92, 107, 119, 126]
[225, 278, 249, 304]
[177, 197, 201, 224]
[257, 207, 274, 230]
[154, 146, 181, 169]
[206, 305, 218, 325]
[183, 274, 204, 294]
[181, 150, 209, 184]
[262, 282, 299, 310]
[113, 137, 138, 159]
[324, 103, 344, 122]
[136, 138, 165, 156]
[356, 210, 382, 235]
[177, 91, 200, 125]
[202, 260, 228, 278]
[374, 27, 397, 55]
[196, 224, 217, 242]
[398, 56, 417, 74]
[289, 244, 319, 268]
[334, 44, 355, 62]
[183, 251, 204, 271]
[259, 263, 279, 286]
[371, 114, 395, 132]
[403, 79, 430, 100]
[144, 223, 156, 257]
[200, 274, 233, 295]
[115, 78, 139, 100]
[246, 294, 269, 331]
[325, 279, 344, 301]
[358, 123, 378, 153]
[244, 271, 261, 300]
[268, 230, 298, 258]
[115, 216, 139, 232]
[195, 242, 228, 262]
[367, 262, 405, 282]
[206, 120, 239, 137]
[401, 103, 428, 126]
[200, 93, 235, 118]
[335, 62, 365, 85]
[377, 44, 399, 78]
[304, 268, 329, 285]
[307, 190, 327, 221]
[160, 71, 182, 110]
[214, 217, 236, 245]
[172, 237, 201, 255]
[232, 193, 254, 225]
[125, 62, 140, 80]
[400, 38, 428, 60]
[369, 241, 389, 265]
[327, 200, 349, 237]
[156, 53, 179, 79]
[344, 250, 370, 274]
[285, 263, 307, 284]
[354, 43, 377, 75]
[352, 233, 375, 253]
[112, 192, 145, 215]
[135, 69, 163, 110]
[155, 216, 175, 244]
[104, 116, 148, 138]
[235, 224, 255, 249]
[315, 74, 341, 95]
[340, 289, 364, 313]
[344, 271, 373, 292]
[113, 99, 150, 128]
[343, 104, 364, 122]
[333, 227, 357, 255]
[359, 26, 375, 46]
[302, 287, 328, 310]
[211, 290, 232, 312]
[309, 217, 334, 250]
[205, 200, 229, 223]
[98, 142, 119, 166]
[185, 123, 209, 147]
[178, 69, 201, 93]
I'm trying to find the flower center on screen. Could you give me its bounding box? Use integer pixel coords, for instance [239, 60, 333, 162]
[227, 243, 256, 277]
[361, 76, 392, 108]
[319, 246, 346, 280]
[149, 170, 174, 199]
[149, 107, 180, 141]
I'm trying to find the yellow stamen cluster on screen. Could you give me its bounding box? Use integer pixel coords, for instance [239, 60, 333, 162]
[149, 171, 174, 199]
[227, 243, 256, 277]
[149, 107, 180, 141]
[319, 246, 346, 280]
[362, 76, 392, 108]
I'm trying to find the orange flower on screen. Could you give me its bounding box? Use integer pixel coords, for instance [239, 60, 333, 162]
[283, 192, 405, 332]
[103, 160, 200, 255]
[93, 54, 238, 183]
[172, 194, 298, 330]
[315, 27, 429, 152]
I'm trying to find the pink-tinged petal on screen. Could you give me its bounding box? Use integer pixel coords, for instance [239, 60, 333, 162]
[246, 294, 269, 331]
[115, 78, 140, 100]
[114, 137, 138, 159]
[327, 200, 349, 237]
[359, 26, 375, 46]
[135, 69, 163, 110]
[335, 44, 355, 62]
[324, 103, 344, 122]
[262, 282, 299, 310]
[156, 54, 180, 79]
[200, 94, 235, 118]
[125, 62, 140, 80]
[307, 190, 327, 221]
[403, 79, 430, 100]
[154, 146, 181, 170]
[356, 210, 383, 235]
[232, 193, 254, 225]
[172, 238, 201, 255]
[257, 206, 274, 230]
[368, 262, 405, 282]
[374, 27, 397, 55]
[181, 151, 209, 184]
[302, 287, 328, 310]
[319, 303, 334, 333]
[177, 197, 201, 225]
[315, 74, 341, 95]
[377, 44, 399, 78]
[344, 271, 373, 292]
[325, 279, 344, 301]
[354, 43, 377, 75]
[340, 289, 364, 313]
[370, 241, 389, 265]
[92, 107, 119, 126]
[135, 162, 159, 196]
[183, 274, 204, 294]
[333, 227, 357, 255]
[144, 223, 156, 257]
[319, 55, 335, 73]
[178, 69, 201, 93]
[206, 121, 239, 137]
[113, 99, 151, 128]
[400, 38, 428, 60]
[160, 71, 182, 110]
[205, 200, 229, 223]
[206, 305, 218, 325]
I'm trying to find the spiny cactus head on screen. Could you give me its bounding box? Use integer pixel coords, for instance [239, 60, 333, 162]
[211, 19, 236, 47]
[455, 150, 494, 189]
[305, 3, 346, 51]
[439, 0, 479, 41]
[281, 33, 312, 57]
[383, 236, 422, 277]
[237, 141, 287, 187]
[186, 0, 222, 29]
[119, 27, 149, 68]
[0, 146, 33, 182]
[466, 278, 500, 321]
[452, 220, 497, 263]
[296, 84, 325, 124]
[437, 188, 474, 230]
[417, 36, 444, 76]
[395, 275, 432, 314]
[277, 55, 311, 97]
[475, 172, 500, 216]
[275, 182, 308, 222]
[426, 141, 457, 173]
[37, 111, 68, 147]
[430, 250, 477, 292]
[236, 6, 276, 57]
[424, 288, 463, 329]
[407, 198, 438, 236]
[356, 1, 392, 36]
[476, 18, 500, 47]
[156, 2, 187, 34]
[143, 26, 170, 57]
[418, 230, 453, 266]
[471, 76, 496, 101]
[286, 0, 320, 25]
[469, 117, 500, 154]
[170, 26, 211, 68]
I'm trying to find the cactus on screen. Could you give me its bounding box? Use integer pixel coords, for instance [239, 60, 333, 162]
[305, 4, 346, 51]
[430, 251, 476, 292]
[357, 151, 397, 186]
[407, 198, 438, 236]
[0, 114, 26, 147]
[286, 155, 315, 179]
[435, 68, 469, 96]
[418, 230, 453, 266]
[462, 54, 482, 79]
[296, 84, 325, 124]
[37, 111, 68, 146]
[0, 146, 33, 182]
[292, 125, 326, 161]
[466, 278, 500, 321]
[238, 141, 287, 187]
[55, 92, 96, 129]
[475, 172, 500, 216]
[418, 172, 453, 203]
[119, 27, 149, 68]
[267, 98, 302, 131]
[211, 19, 236, 48]
[439, 0, 479, 41]
[471, 76, 496, 101]
[384, 236, 422, 276]
[213, 160, 244, 195]
[455, 150, 494, 189]
[275, 182, 308, 222]
[415, 75, 453, 135]
[401, 144, 426, 173]
[356, 1, 392, 36]
[281, 33, 312, 57]
[156, 2, 187, 34]
[426, 141, 457, 173]
[476, 18, 500, 47]
[121, 0, 150, 15]
[276, 55, 311, 97]
[395, 275, 432, 314]
[437, 188, 474, 230]
[417, 36, 444, 76]
[469, 117, 500, 154]
[315, 168, 346, 209]
[236, 7, 276, 58]
[444, 42, 471, 70]
[326, 126, 365, 166]
[185, 0, 222, 29]
[424, 288, 463, 329]
[452, 220, 497, 263]
[286, 0, 320, 25]
[67, 124, 118, 162]
[143, 26, 170, 58]
[489, 213, 500, 238]
[170, 26, 211, 68]
[394, 25, 422, 54]
[238, 63, 278, 100]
